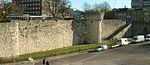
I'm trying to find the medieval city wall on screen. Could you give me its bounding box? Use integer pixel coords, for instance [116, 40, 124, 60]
[0, 20, 73, 57]
[102, 20, 126, 39]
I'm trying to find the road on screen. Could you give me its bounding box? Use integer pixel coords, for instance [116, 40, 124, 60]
[43, 41, 150, 65]
[4, 41, 150, 65]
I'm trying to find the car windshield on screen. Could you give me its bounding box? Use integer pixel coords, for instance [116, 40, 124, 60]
[133, 38, 138, 40]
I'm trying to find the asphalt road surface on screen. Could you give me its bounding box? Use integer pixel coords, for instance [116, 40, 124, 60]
[4, 41, 150, 65]
[45, 41, 150, 65]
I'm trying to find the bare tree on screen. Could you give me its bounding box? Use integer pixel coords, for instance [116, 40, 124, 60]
[83, 2, 111, 13]
[61, 0, 71, 7]
[44, 0, 71, 18]
[58, 0, 71, 18]
[82, 2, 91, 13]
[99, 2, 111, 12]
[92, 3, 101, 12]
[43, 0, 59, 17]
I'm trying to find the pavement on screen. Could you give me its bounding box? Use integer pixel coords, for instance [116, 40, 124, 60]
[3, 41, 150, 65]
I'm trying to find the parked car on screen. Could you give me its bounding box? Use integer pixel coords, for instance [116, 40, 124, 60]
[117, 38, 130, 46]
[132, 35, 145, 43]
[145, 34, 150, 41]
[95, 46, 103, 52]
[95, 45, 108, 52]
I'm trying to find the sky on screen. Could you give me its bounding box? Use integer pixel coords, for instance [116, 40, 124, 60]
[70, 0, 131, 10]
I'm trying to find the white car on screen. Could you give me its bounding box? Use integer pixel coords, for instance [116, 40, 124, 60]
[117, 38, 130, 46]
[145, 34, 150, 41]
[132, 35, 145, 43]
[95, 45, 108, 52]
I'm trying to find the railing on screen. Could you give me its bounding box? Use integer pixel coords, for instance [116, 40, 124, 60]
[6, 16, 55, 20]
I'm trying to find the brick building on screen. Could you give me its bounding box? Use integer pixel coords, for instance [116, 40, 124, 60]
[12, 0, 48, 16]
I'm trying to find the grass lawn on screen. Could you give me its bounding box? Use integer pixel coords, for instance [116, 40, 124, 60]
[0, 40, 113, 63]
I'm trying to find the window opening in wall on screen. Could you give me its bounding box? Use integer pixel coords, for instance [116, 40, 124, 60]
[91, 21, 93, 23]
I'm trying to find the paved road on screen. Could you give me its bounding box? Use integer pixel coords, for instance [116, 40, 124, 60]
[4, 41, 150, 65]
[45, 41, 150, 65]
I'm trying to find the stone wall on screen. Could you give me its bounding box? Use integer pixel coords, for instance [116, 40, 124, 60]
[0, 18, 133, 57]
[0, 13, 105, 57]
[102, 20, 126, 39]
[113, 24, 132, 39]
[0, 20, 73, 57]
[72, 20, 85, 44]
[0, 22, 19, 57]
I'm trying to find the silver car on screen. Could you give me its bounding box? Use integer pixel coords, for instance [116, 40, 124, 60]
[95, 46, 103, 52]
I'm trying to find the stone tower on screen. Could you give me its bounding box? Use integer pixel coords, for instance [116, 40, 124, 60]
[84, 13, 104, 43]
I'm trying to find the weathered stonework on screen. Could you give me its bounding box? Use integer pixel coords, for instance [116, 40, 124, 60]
[102, 20, 126, 39]
[0, 22, 19, 57]
[18, 20, 73, 55]
[113, 24, 132, 39]
[72, 20, 85, 44]
[84, 13, 104, 43]
[0, 20, 73, 57]
[0, 13, 107, 57]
